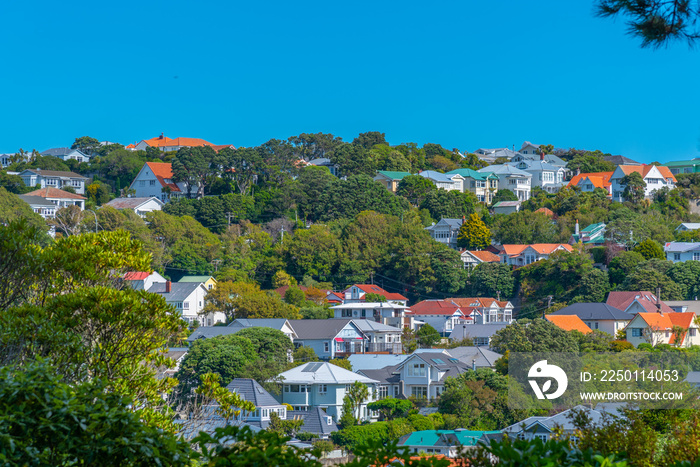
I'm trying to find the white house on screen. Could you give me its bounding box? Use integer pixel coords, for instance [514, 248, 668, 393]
[609, 164, 676, 202]
[41, 147, 91, 163]
[342, 284, 409, 306]
[18, 194, 57, 219]
[425, 218, 463, 250]
[332, 302, 408, 323]
[477, 165, 531, 201]
[276, 362, 379, 422]
[676, 223, 700, 232]
[104, 197, 164, 217]
[664, 242, 700, 263]
[418, 170, 464, 191]
[508, 158, 566, 193]
[124, 270, 167, 291]
[624, 312, 699, 347]
[24, 187, 86, 210]
[445, 168, 499, 203]
[394, 351, 472, 400]
[129, 162, 188, 202]
[550, 303, 632, 336]
[406, 300, 467, 335]
[19, 169, 87, 195]
[500, 244, 573, 266]
[451, 298, 514, 324]
[148, 280, 225, 326]
[459, 250, 501, 269]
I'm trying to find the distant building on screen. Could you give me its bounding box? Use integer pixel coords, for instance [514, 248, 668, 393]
[664, 158, 700, 175]
[665, 242, 700, 263]
[103, 197, 164, 217]
[550, 303, 631, 336]
[499, 244, 573, 266]
[676, 223, 700, 232]
[23, 187, 86, 211]
[477, 165, 531, 201]
[567, 171, 613, 197]
[569, 222, 606, 245]
[606, 290, 674, 314]
[41, 147, 91, 163]
[459, 250, 501, 269]
[18, 169, 87, 195]
[425, 218, 463, 249]
[609, 164, 676, 202]
[603, 155, 640, 166]
[445, 168, 499, 203]
[307, 158, 339, 176]
[398, 429, 499, 457]
[373, 171, 412, 192]
[129, 162, 189, 202]
[18, 194, 57, 219]
[418, 170, 463, 192]
[492, 201, 521, 215]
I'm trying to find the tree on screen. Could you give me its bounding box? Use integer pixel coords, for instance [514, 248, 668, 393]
[416, 324, 441, 348]
[596, 0, 700, 48]
[48, 205, 86, 236]
[468, 262, 515, 298]
[489, 319, 580, 354]
[86, 181, 112, 205]
[219, 147, 262, 195]
[492, 211, 558, 244]
[396, 174, 435, 206]
[491, 189, 518, 204]
[285, 225, 341, 278]
[634, 238, 666, 260]
[171, 146, 219, 199]
[329, 358, 352, 371]
[367, 398, 413, 421]
[346, 381, 370, 422]
[234, 327, 293, 365]
[284, 286, 306, 307]
[457, 213, 491, 249]
[268, 412, 304, 437]
[71, 136, 101, 154]
[353, 131, 386, 149]
[608, 250, 646, 285]
[203, 281, 300, 322]
[0, 187, 48, 232]
[621, 171, 646, 203]
[364, 292, 387, 302]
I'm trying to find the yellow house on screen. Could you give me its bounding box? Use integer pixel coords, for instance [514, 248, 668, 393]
[178, 275, 217, 291]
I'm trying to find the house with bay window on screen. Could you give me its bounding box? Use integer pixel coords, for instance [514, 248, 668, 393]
[396, 352, 472, 400]
[288, 319, 367, 359]
[19, 169, 87, 194]
[500, 244, 573, 266]
[406, 300, 469, 335]
[445, 168, 499, 203]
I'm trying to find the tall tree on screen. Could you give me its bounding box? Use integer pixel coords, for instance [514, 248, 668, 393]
[219, 147, 261, 195]
[621, 171, 646, 203]
[71, 136, 101, 155]
[457, 213, 492, 250]
[171, 146, 219, 199]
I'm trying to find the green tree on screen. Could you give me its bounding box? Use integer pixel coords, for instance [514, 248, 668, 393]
[346, 381, 370, 422]
[0, 187, 49, 232]
[329, 358, 352, 371]
[457, 213, 491, 249]
[71, 136, 101, 154]
[420, 189, 477, 220]
[339, 396, 357, 428]
[353, 131, 386, 149]
[285, 225, 340, 278]
[171, 145, 219, 199]
[621, 171, 647, 203]
[492, 211, 558, 244]
[284, 286, 306, 307]
[491, 189, 518, 204]
[468, 263, 515, 298]
[438, 377, 497, 430]
[416, 323, 442, 348]
[634, 238, 666, 260]
[219, 146, 262, 195]
[490, 319, 580, 354]
[608, 251, 646, 285]
[396, 174, 435, 206]
[367, 398, 413, 421]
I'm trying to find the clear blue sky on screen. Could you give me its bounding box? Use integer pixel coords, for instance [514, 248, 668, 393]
[1, 0, 698, 163]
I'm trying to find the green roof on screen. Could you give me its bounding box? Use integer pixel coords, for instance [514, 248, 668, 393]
[376, 171, 412, 180]
[401, 430, 500, 448]
[178, 275, 215, 282]
[664, 159, 700, 167]
[446, 168, 497, 180]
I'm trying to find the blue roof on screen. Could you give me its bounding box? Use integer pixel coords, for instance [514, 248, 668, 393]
[419, 170, 456, 183]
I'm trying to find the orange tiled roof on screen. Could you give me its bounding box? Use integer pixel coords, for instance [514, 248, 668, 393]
[160, 137, 215, 148]
[451, 297, 497, 308]
[567, 171, 613, 189]
[140, 135, 174, 147]
[463, 250, 501, 262]
[408, 300, 462, 315]
[211, 144, 236, 152]
[145, 162, 181, 192]
[126, 143, 136, 149]
[535, 207, 555, 217]
[25, 187, 86, 200]
[635, 312, 695, 343]
[502, 244, 573, 256]
[617, 164, 677, 183]
[547, 314, 592, 334]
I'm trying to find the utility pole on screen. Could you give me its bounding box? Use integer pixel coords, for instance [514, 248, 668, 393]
[280, 226, 286, 244]
[544, 295, 553, 319]
[226, 212, 233, 227]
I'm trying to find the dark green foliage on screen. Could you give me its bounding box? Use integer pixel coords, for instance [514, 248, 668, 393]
[0, 171, 33, 194]
[0, 361, 192, 466]
[608, 251, 646, 285]
[467, 262, 516, 298]
[634, 238, 666, 260]
[490, 318, 581, 354]
[171, 145, 219, 199]
[234, 327, 293, 365]
[396, 174, 435, 206]
[163, 194, 254, 233]
[492, 211, 558, 244]
[0, 187, 50, 234]
[491, 189, 518, 204]
[565, 149, 615, 174]
[367, 398, 413, 421]
[416, 323, 442, 347]
[621, 171, 646, 203]
[420, 189, 477, 221]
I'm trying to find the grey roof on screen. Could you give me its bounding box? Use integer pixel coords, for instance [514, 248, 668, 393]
[226, 378, 283, 408]
[664, 242, 700, 253]
[187, 326, 240, 342]
[446, 346, 503, 367]
[308, 158, 333, 166]
[551, 303, 633, 321]
[398, 352, 472, 381]
[665, 301, 700, 314]
[604, 155, 640, 166]
[685, 371, 700, 384]
[288, 408, 338, 436]
[352, 320, 402, 333]
[18, 194, 55, 207]
[503, 405, 619, 434]
[41, 147, 89, 158]
[229, 318, 291, 331]
[449, 323, 509, 341]
[511, 160, 563, 172]
[148, 281, 202, 302]
[419, 170, 457, 183]
[104, 197, 163, 209]
[348, 353, 409, 371]
[425, 218, 462, 231]
[477, 164, 531, 177]
[288, 319, 358, 340]
[356, 365, 401, 385]
[20, 168, 87, 179]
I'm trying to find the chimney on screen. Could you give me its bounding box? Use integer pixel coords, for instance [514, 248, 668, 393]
[165, 280, 171, 293]
[656, 287, 662, 314]
[575, 220, 580, 236]
[540, 152, 545, 161]
[159, 132, 164, 140]
[472, 359, 477, 371]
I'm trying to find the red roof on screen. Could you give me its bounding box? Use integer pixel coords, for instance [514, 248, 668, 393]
[535, 207, 555, 217]
[25, 187, 86, 200]
[502, 244, 573, 256]
[145, 162, 180, 192]
[606, 291, 673, 314]
[567, 171, 613, 190]
[546, 315, 592, 334]
[348, 284, 408, 302]
[450, 297, 497, 308]
[124, 271, 150, 280]
[211, 144, 237, 152]
[408, 300, 462, 316]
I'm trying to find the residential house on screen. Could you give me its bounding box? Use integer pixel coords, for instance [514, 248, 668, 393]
[130, 134, 225, 152]
[604, 155, 640, 166]
[499, 244, 573, 267]
[502, 405, 615, 442]
[624, 312, 699, 347]
[148, 280, 225, 326]
[331, 302, 410, 330]
[0, 153, 14, 167]
[459, 249, 501, 269]
[569, 222, 606, 245]
[665, 301, 700, 314]
[225, 378, 288, 429]
[18, 194, 57, 219]
[129, 162, 189, 202]
[24, 187, 86, 210]
[179, 275, 217, 291]
[19, 169, 87, 195]
[288, 319, 367, 359]
[473, 147, 520, 164]
[351, 320, 403, 354]
[41, 147, 91, 163]
[276, 362, 379, 421]
[445, 168, 499, 203]
[348, 354, 409, 373]
[606, 291, 674, 315]
[374, 171, 412, 192]
[398, 430, 499, 457]
[508, 158, 566, 193]
[546, 314, 592, 334]
[492, 201, 521, 214]
[664, 242, 700, 263]
[124, 270, 167, 291]
[449, 323, 510, 347]
[342, 284, 409, 306]
[406, 300, 467, 336]
[446, 346, 502, 368]
[418, 170, 464, 192]
[609, 164, 676, 202]
[519, 141, 541, 155]
[676, 223, 700, 232]
[567, 172, 613, 197]
[665, 158, 700, 175]
[307, 158, 339, 176]
[103, 197, 164, 217]
[394, 351, 472, 399]
[477, 165, 531, 201]
[450, 298, 514, 324]
[425, 218, 463, 250]
[511, 151, 567, 168]
[158, 347, 188, 379]
[550, 303, 632, 336]
[186, 319, 297, 344]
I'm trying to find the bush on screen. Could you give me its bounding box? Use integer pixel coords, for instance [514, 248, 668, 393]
[330, 422, 389, 450]
[408, 414, 435, 431]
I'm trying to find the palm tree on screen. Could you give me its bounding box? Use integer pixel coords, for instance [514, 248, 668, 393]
[347, 381, 370, 421]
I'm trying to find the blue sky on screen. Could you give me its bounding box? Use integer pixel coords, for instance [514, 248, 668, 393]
[1, 0, 698, 163]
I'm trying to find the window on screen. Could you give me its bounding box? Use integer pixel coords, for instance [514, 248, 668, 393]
[594, 322, 599, 330]
[632, 329, 643, 337]
[675, 253, 681, 261]
[139, 180, 145, 186]
[319, 384, 327, 394]
[150, 180, 156, 186]
[537, 434, 549, 442]
[208, 284, 213, 290]
[183, 302, 189, 309]
[176, 302, 183, 309]
[71, 179, 82, 187]
[394, 386, 399, 396]
[408, 363, 426, 377]
[691, 328, 697, 337]
[694, 253, 700, 261]
[474, 337, 489, 346]
[324, 342, 329, 352]
[411, 386, 428, 399]
[378, 386, 388, 399]
[666, 330, 670, 338]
